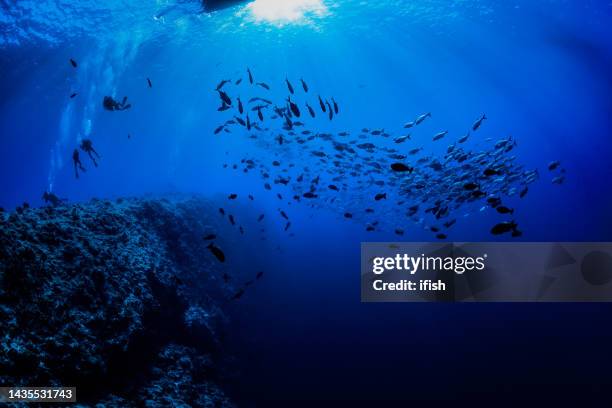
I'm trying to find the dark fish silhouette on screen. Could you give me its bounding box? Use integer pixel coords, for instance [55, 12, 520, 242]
[433, 131, 448, 141]
[207, 243, 225, 262]
[216, 79, 230, 90]
[391, 163, 413, 172]
[232, 288, 245, 300]
[374, 193, 387, 201]
[483, 168, 502, 177]
[287, 98, 300, 117]
[552, 176, 565, 184]
[247, 68, 253, 84]
[286, 78, 294, 94]
[491, 221, 518, 235]
[218, 90, 232, 105]
[408, 148, 422, 155]
[415, 112, 431, 125]
[300, 78, 308, 92]
[496, 206, 514, 214]
[443, 219, 457, 228]
[306, 103, 315, 118]
[487, 197, 502, 208]
[69, 58, 78, 68]
[472, 114, 486, 131]
[147, 78, 153, 88]
[318, 95, 326, 112]
[332, 98, 339, 114]
[326, 101, 333, 120]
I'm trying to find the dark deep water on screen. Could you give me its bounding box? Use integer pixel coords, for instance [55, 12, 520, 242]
[2, 0, 612, 405]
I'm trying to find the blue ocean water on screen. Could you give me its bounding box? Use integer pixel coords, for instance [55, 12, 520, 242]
[2, 0, 612, 404]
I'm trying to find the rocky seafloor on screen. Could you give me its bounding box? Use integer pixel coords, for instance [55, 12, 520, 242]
[0, 195, 239, 407]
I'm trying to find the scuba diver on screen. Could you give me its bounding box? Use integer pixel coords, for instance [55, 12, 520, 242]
[103, 95, 131, 111]
[42, 192, 65, 207]
[80, 138, 100, 167]
[72, 149, 86, 179]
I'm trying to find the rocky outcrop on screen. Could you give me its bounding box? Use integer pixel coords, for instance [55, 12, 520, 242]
[0, 195, 235, 407]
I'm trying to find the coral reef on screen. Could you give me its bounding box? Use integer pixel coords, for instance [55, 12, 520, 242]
[0, 195, 235, 407]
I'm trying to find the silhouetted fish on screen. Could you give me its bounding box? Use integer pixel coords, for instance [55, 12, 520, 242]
[218, 90, 232, 105]
[207, 243, 225, 262]
[319, 95, 326, 112]
[286, 78, 294, 94]
[491, 221, 518, 235]
[232, 288, 245, 300]
[374, 193, 387, 201]
[472, 114, 486, 131]
[391, 163, 413, 172]
[306, 103, 315, 118]
[216, 79, 230, 90]
[496, 206, 514, 214]
[332, 98, 339, 114]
